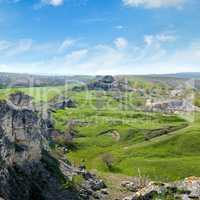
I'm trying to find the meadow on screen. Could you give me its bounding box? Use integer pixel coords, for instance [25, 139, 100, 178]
[52, 89, 200, 182]
[1, 84, 200, 183]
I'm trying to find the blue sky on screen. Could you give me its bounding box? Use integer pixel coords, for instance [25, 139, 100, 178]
[0, 0, 200, 75]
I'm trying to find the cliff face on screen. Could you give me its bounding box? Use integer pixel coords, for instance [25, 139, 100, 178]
[0, 93, 107, 200]
[0, 101, 43, 166]
[0, 93, 78, 200]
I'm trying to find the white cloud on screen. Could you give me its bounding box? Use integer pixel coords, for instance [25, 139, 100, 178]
[0, 38, 78, 59]
[0, 41, 11, 51]
[123, 0, 186, 8]
[0, 39, 33, 57]
[156, 34, 176, 42]
[1, 34, 200, 75]
[41, 0, 64, 7]
[114, 37, 128, 49]
[65, 49, 88, 62]
[58, 39, 76, 52]
[144, 33, 176, 47]
[2, 42, 199, 75]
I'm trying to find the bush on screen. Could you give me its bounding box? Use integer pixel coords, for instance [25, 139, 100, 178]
[102, 153, 115, 170]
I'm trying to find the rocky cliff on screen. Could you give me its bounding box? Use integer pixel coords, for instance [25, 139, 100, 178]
[0, 101, 42, 166]
[0, 93, 79, 200]
[0, 92, 107, 200]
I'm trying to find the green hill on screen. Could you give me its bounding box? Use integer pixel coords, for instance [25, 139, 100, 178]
[52, 89, 200, 182]
[1, 79, 200, 183]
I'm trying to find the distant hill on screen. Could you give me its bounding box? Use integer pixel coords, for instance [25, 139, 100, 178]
[1, 72, 200, 89]
[151, 72, 200, 79]
[0, 72, 94, 88]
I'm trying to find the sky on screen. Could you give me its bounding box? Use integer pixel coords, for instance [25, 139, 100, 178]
[0, 0, 200, 75]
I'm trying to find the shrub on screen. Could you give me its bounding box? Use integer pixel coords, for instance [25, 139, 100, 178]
[102, 153, 115, 170]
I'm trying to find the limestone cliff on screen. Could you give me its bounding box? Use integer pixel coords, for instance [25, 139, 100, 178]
[0, 93, 78, 200]
[0, 93, 107, 200]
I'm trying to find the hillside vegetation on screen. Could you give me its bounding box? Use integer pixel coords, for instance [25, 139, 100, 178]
[52, 89, 200, 182]
[1, 75, 200, 184]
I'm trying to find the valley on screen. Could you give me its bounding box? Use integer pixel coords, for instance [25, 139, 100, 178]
[1, 74, 200, 199]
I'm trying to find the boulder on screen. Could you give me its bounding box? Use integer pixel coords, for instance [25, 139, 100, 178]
[173, 176, 200, 198]
[101, 188, 109, 195]
[121, 178, 150, 192]
[121, 181, 143, 192]
[77, 170, 107, 199]
[54, 99, 76, 109]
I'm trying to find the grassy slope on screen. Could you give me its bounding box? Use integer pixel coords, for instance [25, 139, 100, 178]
[0, 86, 66, 102]
[52, 90, 200, 182]
[1, 85, 200, 182]
[118, 120, 200, 181]
[66, 114, 199, 181]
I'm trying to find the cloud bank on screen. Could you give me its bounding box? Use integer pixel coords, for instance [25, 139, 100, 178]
[123, 0, 186, 8]
[0, 33, 200, 75]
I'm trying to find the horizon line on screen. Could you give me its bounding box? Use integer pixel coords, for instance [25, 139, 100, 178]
[1, 71, 200, 77]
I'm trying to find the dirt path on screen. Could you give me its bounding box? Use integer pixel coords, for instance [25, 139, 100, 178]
[93, 171, 134, 200]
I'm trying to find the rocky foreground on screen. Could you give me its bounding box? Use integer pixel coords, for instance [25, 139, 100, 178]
[0, 93, 107, 200]
[121, 176, 200, 200]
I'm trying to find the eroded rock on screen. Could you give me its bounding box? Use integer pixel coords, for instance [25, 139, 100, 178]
[122, 176, 200, 200]
[0, 93, 107, 200]
[0, 93, 79, 200]
[0, 100, 43, 165]
[9, 92, 33, 110]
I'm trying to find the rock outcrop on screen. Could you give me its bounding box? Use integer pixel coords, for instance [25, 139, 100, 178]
[0, 93, 79, 200]
[53, 98, 76, 110]
[87, 76, 115, 91]
[146, 99, 199, 113]
[87, 76, 133, 92]
[9, 92, 34, 110]
[122, 176, 200, 200]
[0, 92, 107, 200]
[0, 100, 43, 166]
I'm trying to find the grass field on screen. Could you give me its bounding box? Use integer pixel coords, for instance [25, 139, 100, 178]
[51, 89, 200, 182]
[1, 86, 200, 182]
[0, 86, 66, 102]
